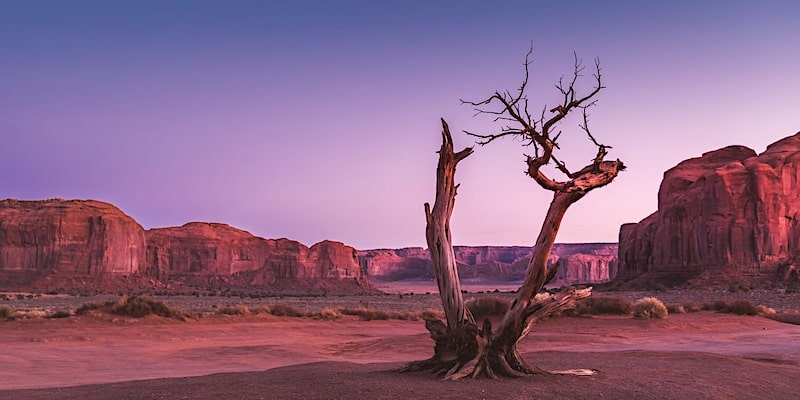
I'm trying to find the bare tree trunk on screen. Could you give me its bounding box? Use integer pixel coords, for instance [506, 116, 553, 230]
[401, 122, 594, 380]
[494, 190, 584, 347]
[404, 50, 624, 379]
[425, 118, 473, 329]
[400, 119, 479, 375]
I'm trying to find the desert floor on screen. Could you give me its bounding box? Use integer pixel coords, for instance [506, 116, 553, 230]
[1, 299, 799, 400]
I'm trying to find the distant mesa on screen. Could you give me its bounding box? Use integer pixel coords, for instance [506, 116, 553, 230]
[618, 132, 800, 287]
[0, 197, 618, 294]
[358, 244, 618, 287]
[0, 198, 372, 294]
[8, 135, 798, 293]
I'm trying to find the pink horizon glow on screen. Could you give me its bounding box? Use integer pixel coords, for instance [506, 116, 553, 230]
[2, 1, 799, 249]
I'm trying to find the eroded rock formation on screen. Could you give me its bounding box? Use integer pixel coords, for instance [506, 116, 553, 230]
[146, 223, 369, 292]
[358, 243, 618, 285]
[618, 133, 800, 284]
[0, 199, 372, 293]
[0, 198, 145, 288]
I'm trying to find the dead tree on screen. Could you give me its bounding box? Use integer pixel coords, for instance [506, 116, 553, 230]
[402, 50, 625, 379]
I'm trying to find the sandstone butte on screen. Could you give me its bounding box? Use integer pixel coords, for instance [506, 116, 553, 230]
[0, 198, 370, 294]
[618, 132, 800, 285]
[358, 243, 618, 286]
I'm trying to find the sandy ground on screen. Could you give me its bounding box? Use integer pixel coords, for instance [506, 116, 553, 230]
[1, 311, 799, 400]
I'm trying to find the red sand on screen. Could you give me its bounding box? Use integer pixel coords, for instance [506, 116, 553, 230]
[1, 312, 798, 399]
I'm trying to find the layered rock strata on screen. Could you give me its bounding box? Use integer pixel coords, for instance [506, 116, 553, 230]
[618, 133, 800, 284]
[146, 223, 368, 292]
[0, 199, 145, 287]
[359, 243, 618, 286]
[0, 199, 371, 293]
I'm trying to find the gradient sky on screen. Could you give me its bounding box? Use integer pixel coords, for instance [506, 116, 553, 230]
[2, 1, 799, 249]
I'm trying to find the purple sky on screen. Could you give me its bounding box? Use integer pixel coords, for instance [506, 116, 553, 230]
[2, 1, 799, 249]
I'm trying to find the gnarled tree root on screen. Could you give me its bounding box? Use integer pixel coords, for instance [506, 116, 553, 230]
[399, 287, 594, 380]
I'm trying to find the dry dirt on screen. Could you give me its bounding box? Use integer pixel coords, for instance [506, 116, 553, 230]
[1, 310, 799, 400]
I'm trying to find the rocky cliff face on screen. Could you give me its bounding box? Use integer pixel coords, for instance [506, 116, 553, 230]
[359, 243, 618, 285]
[146, 223, 368, 292]
[0, 199, 145, 287]
[0, 199, 372, 293]
[618, 133, 800, 284]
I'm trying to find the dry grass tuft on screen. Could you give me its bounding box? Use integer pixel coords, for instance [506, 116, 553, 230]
[0, 305, 13, 319]
[420, 308, 443, 320]
[339, 307, 419, 321]
[12, 309, 48, 319]
[111, 296, 179, 318]
[315, 307, 342, 320]
[267, 304, 309, 317]
[466, 296, 510, 320]
[50, 310, 72, 319]
[704, 299, 768, 316]
[216, 305, 251, 316]
[74, 296, 183, 319]
[575, 295, 633, 315]
[666, 304, 686, 314]
[632, 297, 668, 319]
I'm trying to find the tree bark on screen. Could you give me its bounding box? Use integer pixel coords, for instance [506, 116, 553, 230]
[494, 190, 584, 347]
[401, 121, 605, 379]
[425, 118, 474, 329]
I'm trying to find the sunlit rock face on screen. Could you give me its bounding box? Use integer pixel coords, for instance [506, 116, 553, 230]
[0, 200, 372, 293]
[618, 133, 800, 284]
[359, 244, 618, 285]
[146, 223, 372, 293]
[0, 199, 146, 287]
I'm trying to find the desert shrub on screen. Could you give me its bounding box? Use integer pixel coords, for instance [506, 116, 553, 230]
[391, 311, 419, 321]
[723, 300, 760, 316]
[712, 300, 731, 311]
[111, 296, 177, 318]
[75, 301, 105, 315]
[420, 308, 443, 320]
[632, 297, 668, 320]
[576, 295, 633, 315]
[681, 302, 703, 313]
[466, 296, 510, 320]
[50, 310, 72, 319]
[756, 305, 776, 315]
[216, 305, 250, 315]
[666, 304, 686, 314]
[340, 307, 392, 321]
[13, 310, 47, 319]
[703, 299, 763, 316]
[339, 307, 418, 321]
[0, 305, 13, 319]
[268, 303, 308, 317]
[314, 307, 342, 320]
[250, 305, 271, 314]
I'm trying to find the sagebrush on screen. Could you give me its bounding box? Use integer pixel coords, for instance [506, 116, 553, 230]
[632, 297, 668, 319]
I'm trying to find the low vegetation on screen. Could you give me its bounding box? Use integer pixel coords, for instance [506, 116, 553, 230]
[0, 292, 788, 323]
[50, 310, 72, 319]
[267, 303, 310, 317]
[340, 306, 421, 321]
[75, 296, 184, 319]
[216, 305, 251, 316]
[112, 296, 179, 318]
[465, 296, 510, 320]
[700, 299, 775, 316]
[574, 295, 633, 315]
[632, 297, 669, 319]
